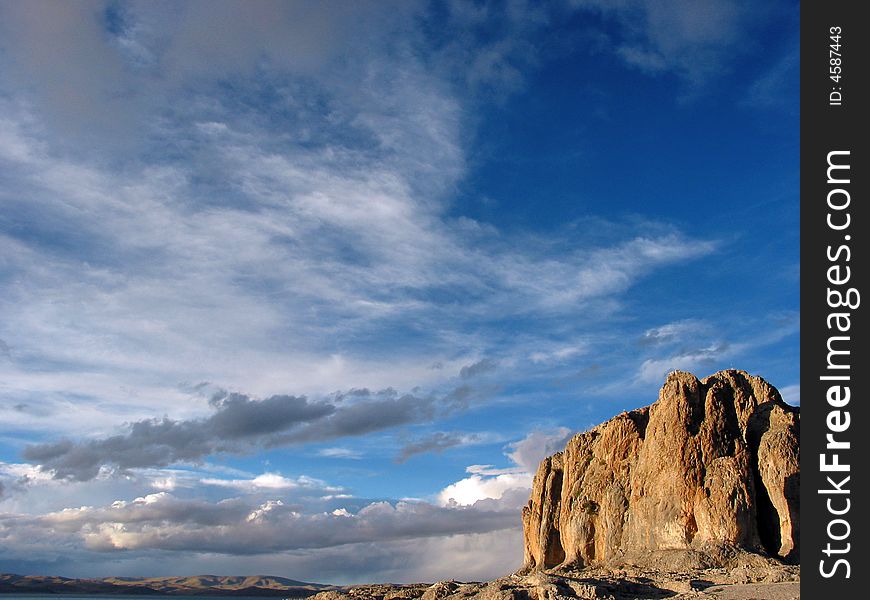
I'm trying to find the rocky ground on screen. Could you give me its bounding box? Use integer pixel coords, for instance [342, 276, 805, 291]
[312, 558, 799, 600]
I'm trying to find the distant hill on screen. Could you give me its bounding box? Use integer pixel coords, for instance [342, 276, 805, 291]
[0, 573, 332, 596]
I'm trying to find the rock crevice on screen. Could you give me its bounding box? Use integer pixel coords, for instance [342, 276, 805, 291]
[521, 370, 799, 571]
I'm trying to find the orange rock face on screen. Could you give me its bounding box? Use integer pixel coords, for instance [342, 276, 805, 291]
[521, 370, 799, 571]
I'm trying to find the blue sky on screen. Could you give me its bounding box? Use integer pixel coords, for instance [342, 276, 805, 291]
[0, 0, 797, 584]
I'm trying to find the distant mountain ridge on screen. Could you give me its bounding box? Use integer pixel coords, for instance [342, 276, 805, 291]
[0, 573, 331, 596]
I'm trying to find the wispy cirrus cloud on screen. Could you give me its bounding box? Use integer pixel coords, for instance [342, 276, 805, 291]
[571, 0, 771, 87]
[199, 473, 338, 493]
[395, 431, 500, 464]
[317, 447, 364, 460]
[632, 312, 799, 386]
[1, 95, 717, 441]
[639, 319, 712, 346]
[636, 343, 734, 384]
[0, 5, 764, 439]
[504, 428, 574, 473]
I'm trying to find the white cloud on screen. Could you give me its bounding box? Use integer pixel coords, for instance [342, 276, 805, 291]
[201, 473, 337, 492]
[572, 0, 767, 87]
[636, 343, 733, 384]
[2, 528, 523, 585]
[640, 319, 711, 346]
[1, 455, 525, 581]
[529, 345, 587, 364]
[505, 428, 573, 473]
[0, 1, 419, 151]
[779, 384, 799, 406]
[317, 447, 363, 460]
[246, 499, 288, 523]
[362, 529, 524, 583]
[465, 465, 526, 476]
[437, 473, 531, 507]
[22, 386, 494, 481]
[0, 462, 54, 484]
[0, 491, 519, 556]
[0, 97, 717, 442]
[0, 0, 787, 581]
[436, 427, 574, 507]
[619, 312, 799, 393]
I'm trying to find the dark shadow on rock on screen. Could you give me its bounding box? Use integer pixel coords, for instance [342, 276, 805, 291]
[689, 579, 715, 590]
[782, 471, 800, 564]
[591, 579, 677, 599]
[746, 403, 781, 557]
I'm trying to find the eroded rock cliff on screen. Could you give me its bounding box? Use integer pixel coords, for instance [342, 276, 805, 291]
[521, 370, 799, 571]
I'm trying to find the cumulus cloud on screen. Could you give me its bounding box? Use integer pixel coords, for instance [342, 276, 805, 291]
[0, 491, 519, 556]
[0, 460, 344, 521]
[0, 462, 52, 482]
[435, 428, 574, 507]
[438, 471, 532, 507]
[0, 525, 523, 585]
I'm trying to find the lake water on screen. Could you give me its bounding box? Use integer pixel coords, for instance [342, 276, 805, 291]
[0, 596, 290, 600]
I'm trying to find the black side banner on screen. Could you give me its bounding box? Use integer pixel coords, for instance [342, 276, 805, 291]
[801, 1, 868, 596]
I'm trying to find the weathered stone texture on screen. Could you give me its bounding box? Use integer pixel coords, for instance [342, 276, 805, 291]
[521, 370, 799, 571]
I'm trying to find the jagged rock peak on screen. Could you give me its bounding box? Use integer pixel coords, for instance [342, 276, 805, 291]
[521, 369, 799, 572]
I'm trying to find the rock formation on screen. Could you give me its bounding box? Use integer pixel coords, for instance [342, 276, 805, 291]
[521, 370, 799, 572]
